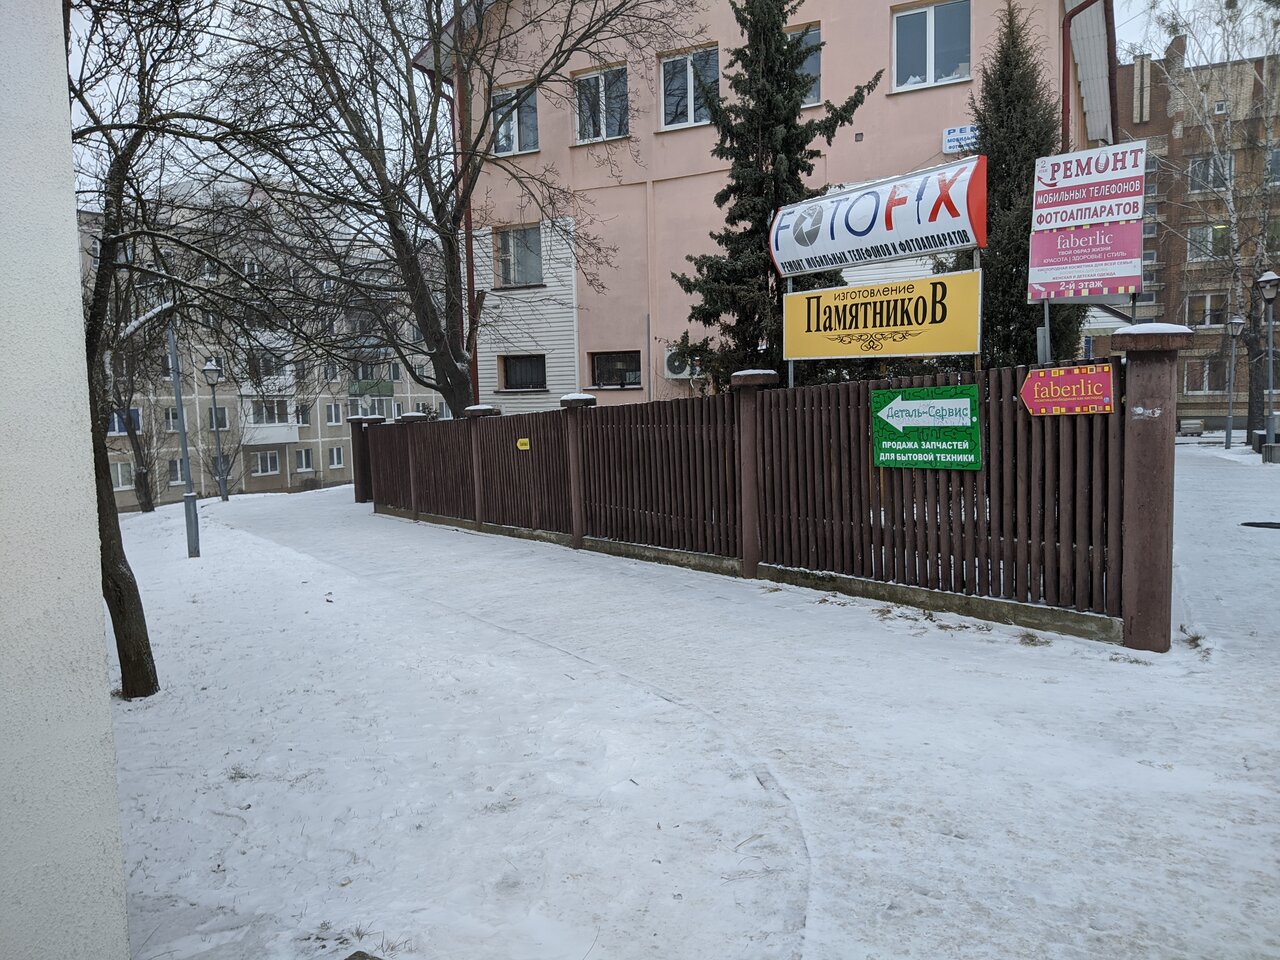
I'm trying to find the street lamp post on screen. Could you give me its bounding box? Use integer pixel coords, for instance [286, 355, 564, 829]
[202, 360, 229, 501]
[1258, 270, 1279, 447]
[1225, 315, 1246, 450]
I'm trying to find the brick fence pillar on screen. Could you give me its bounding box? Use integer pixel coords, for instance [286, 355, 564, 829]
[560, 393, 598, 548]
[1114, 325, 1194, 653]
[730, 370, 779, 578]
[463, 404, 501, 525]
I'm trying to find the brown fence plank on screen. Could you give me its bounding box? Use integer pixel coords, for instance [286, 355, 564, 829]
[1075, 412, 1091, 611]
[1014, 366, 1030, 602]
[1058, 416, 1075, 605]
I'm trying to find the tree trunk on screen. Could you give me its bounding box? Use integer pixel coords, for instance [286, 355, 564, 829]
[1245, 334, 1264, 437]
[92, 401, 159, 699]
[123, 419, 155, 512]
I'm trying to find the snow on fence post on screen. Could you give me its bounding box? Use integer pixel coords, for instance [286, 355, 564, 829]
[1114, 324, 1194, 653]
[731, 370, 779, 578]
[560, 393, 598, 549]
[348, 415, 384, 503]
[463, 405, 501, 525]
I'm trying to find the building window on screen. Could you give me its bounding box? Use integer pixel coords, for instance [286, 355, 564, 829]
[501, 354, 547, 390]
[496, 225, 543, 287]
[212, 453, 231, 477]
[1142, 267, 1158, 285]
[414, 363, 430, 380]
[789, 26, 822, 106]
[576, 67, 629, 143]
[661, 47, 718, 128]
[1188, 224, 1229, 261]
[110, 461, 134, 490]
[394, 401, 404, 419]
[591, 350, 642, 387]
[167, 458, 183, 485]
[295, 402, 312, 426]
[1184, 358, 1228, 394]
[1143, 249, 1157, 263]
[492, 87, 539, 155]
[252, 450, 280, 475]
[1082, 336, 1094, 360]
[894, 0, 970, 91]
[107, 409, 141, 435]
[250, 350, 283, 380]
[241, 258, 261, 280]
[295, 448, 313, 472]
[415, 401, 430, 414]
[326, 402, 342, 425]
[90, 239, 101, 269]
[1187, 155, 1232, 193]
[390, 362, 401, 381]
[208, 405, 229, 431]
[1187, 293, 1228, 327]
[164, 406, 180, 432]
[1145, 154, 1159, 173]
[251, 398, 290, 425]
[1267, 148, 1280, 185]
[1143, 222, 1157, 238]
[324, 361, 339, 381]
[347, 399, 360, 418]
[328, 446, 345, 469]
[437, 401, 453, 420]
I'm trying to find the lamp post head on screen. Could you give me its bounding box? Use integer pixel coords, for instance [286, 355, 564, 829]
[1258, 270, 1280, 303]
[201, 360, 222, 386]
[1227, 316, 1247, 339]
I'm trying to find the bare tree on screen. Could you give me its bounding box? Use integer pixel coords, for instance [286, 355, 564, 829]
[1141, 0, 1280, 433]
[213, 0, 699, 415]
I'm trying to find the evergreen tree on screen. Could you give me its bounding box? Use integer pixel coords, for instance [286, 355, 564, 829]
[672, 0, 880, 389]
[947, 0, 1085, 367]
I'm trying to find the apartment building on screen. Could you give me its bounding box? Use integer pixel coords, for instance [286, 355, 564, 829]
[80, 216, 452, 511]
[1108, 37, 1280, 427]
[420, 0, 1118, 412]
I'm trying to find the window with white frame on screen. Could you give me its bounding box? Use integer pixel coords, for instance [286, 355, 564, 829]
[1184, 357, 1228, 394]
[394, 402, 404, 419]
[208, 404, 229, 431]
[251, 398, 290, 424]
[295, 448, 313, 471]
[167, 458, 184, 485]
[328, 446, 345, 469]
[894, 0, 970, 90]
[390, 363, 401, 381]
[1143, 221, 1157, 238]
[576, 67, 629, 143]
[368, 397, 388, 418]
[347, 399, 360, 418]
[1143, 249, 1158, 262]
[661, 47, 718, 128]
[789, 26, 822, 106]
[414, 363, 430, 380]
[1188, 224, 1229, 261]
[492, 87, 539, 155]
[241, 258, 261, 280]
[324, 361, 339, 381]
[295, 402, 311, 426]
[437, 401, 453, 420]
[252, 450, 280, 475]
[250, 350, 284, 380]
[90, 239, 101, 269]
[415, 401, 430, 414]
[107, 409, 141, 435]
[110, 461, 134, 490]
[496, 225, 543, 286]
[326, 402, 342, 425]
[1187, 154, 1233, 193]
[1187, 292, 1228, 326]
[164, 406, 180, 432]
[1267, 148, 1280, 184]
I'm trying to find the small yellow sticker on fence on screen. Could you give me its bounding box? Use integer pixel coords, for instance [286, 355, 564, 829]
[516, 438, 531, 451]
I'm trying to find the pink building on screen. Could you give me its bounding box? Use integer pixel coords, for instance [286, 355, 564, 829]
[420, 0, 1117, 412]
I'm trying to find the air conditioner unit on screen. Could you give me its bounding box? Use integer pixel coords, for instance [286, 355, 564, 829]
[663, 346, 701, 380]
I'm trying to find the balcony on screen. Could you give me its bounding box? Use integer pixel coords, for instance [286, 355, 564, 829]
[241, 422, 300, 446]
[349, 379, 394, 397]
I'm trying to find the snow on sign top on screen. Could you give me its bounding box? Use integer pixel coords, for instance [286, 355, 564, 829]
[769, 156, 987, 279]
[1032, 140, 1147, 232]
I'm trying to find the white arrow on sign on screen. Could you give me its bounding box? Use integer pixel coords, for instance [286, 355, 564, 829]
[877, 395, 973, 433]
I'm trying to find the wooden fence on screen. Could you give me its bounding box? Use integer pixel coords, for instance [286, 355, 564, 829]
[353, 332, 1190, 651]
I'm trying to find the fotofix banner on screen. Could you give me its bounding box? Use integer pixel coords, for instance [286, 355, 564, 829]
[1031, 141, 1146, 231]
[783, 270, 981, 360]
[1028, 140, 1147, 302]
[769, 157, 987, 279]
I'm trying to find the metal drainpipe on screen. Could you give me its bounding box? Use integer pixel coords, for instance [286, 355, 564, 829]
[1061, 0, 1107, 150]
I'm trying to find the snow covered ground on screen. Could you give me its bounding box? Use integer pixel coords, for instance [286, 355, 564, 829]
[112, 443, 1280, 960]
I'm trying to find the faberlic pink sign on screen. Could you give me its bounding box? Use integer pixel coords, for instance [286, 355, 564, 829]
[1027, 220, 1143, 301]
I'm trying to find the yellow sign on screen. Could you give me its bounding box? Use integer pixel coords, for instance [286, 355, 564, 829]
[783, 269, 982, 360]
[516, 438, 531, 451]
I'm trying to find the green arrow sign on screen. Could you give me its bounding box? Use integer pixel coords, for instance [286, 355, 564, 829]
[871, 384, 982, 470]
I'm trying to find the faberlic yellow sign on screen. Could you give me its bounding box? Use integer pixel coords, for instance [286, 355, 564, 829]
[783, 270, 982, 360]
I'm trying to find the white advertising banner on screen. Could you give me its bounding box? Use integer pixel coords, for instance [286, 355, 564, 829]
[769, 156, 988, 279]
[1031, 141, 1147, 232]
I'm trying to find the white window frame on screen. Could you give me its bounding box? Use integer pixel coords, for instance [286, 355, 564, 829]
[660, 47, 719, 130]
[1184, 357, 1228, 395]
[252, 450, 280, 476]
[326, 402, 342, 426]
[496, 224, 543, 287]
[788, 25, 822, 107]
[1267, 148, 1280, 186]
[209, 404, 229, 431]
[295, 447, 314, 472]
[328, 446, 345, 469]
[575, 67, 629, 144]
[491, 87, 539, 156]
[892, 0, 971, 92]
[110, 461, 134, 490]
[167, 458, 184, 486]
[1187, 292, 1228, 327]
[164, 406, 180, 433]
[107, 409, 141, 436]
[1187, 154, 1233, 194]
[251, 397, 290, 425]
[1187, 224, 1228, 262]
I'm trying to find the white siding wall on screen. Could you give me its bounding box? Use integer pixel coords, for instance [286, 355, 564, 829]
[475, 217, 579, 414]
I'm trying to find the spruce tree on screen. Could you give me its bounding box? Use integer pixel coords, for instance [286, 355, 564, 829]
[672, 0, 880, 389]
[951, 0, 1085, 367]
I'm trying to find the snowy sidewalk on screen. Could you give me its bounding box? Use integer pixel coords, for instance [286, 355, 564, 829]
[114, 444, 1279, 960]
